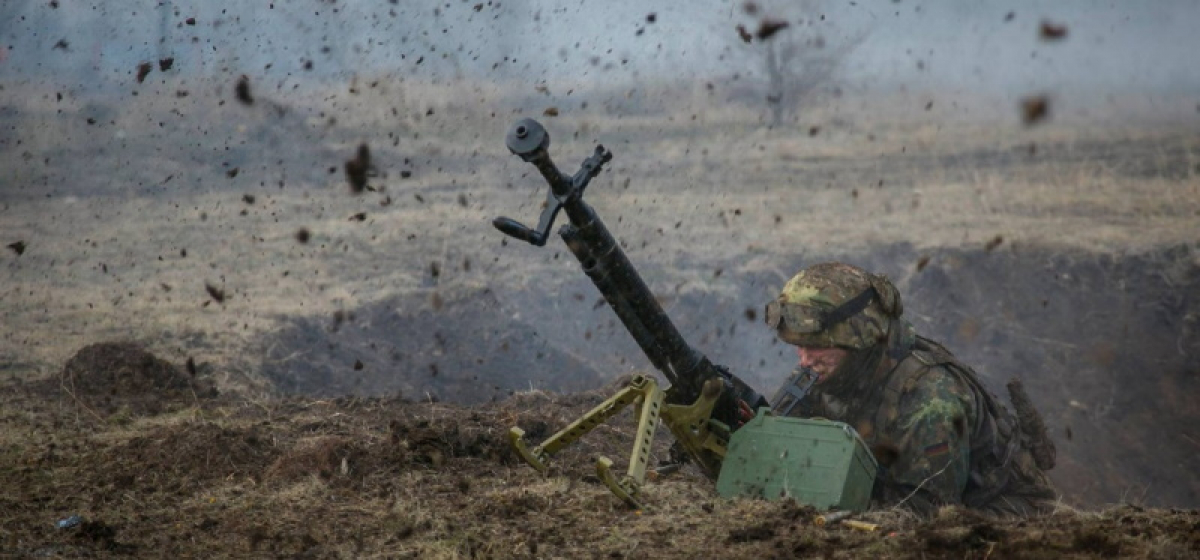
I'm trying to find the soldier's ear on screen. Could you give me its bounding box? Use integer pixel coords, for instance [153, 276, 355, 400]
[868, 274, 903, 318]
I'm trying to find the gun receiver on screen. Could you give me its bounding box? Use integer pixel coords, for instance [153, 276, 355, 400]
[495, 118, 768, 486]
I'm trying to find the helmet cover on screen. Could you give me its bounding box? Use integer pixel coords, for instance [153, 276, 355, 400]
[765, 262, 902, 350]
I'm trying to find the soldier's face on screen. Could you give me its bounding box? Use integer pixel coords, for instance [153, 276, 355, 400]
[796, 346, 849, 384]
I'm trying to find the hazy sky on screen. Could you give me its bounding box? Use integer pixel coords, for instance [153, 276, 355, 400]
[1, 0, 1197, 113]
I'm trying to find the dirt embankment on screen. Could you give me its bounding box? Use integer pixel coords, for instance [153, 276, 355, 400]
[1, 343, 1197, 558]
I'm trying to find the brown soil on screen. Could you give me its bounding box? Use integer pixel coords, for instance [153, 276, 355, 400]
[58, 342, 217, 417]
[1, 347, 1196, 558]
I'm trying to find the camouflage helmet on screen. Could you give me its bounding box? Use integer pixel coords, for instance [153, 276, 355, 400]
[765, 262, 903, 350]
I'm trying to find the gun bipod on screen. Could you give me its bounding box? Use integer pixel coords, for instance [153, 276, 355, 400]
[508, 374, 732, 509]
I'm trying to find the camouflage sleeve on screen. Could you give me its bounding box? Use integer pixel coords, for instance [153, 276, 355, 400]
[881, 365, 976, 513]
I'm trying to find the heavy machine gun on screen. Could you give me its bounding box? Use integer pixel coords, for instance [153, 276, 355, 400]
[494, 118, 769, 508]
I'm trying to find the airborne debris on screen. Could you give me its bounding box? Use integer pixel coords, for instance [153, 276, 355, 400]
[136, 62, 152, 83]
[543, 107, 560, 117]
[204, 283, 226, 303]
[349, 212, 367, 222]
[7, 241, 26, 256]
[916, 255, 931, 272]
[1039, 20, 1068, 40]
[985, 235, 1004, 252]
[242, 194, 255, 204]
[226, 168, 239, 178]
[234, 75, 254, 105]
[353, 359, 364, 371]
[331, 310, 349, 332]
[735, 25, 753, 43]
[159, 57, 174, 72]
[295, 228, 311, 244]
[1020, 96, 1049, 125]
[755, 19, 790, 41]
[345, 143, 372, 194]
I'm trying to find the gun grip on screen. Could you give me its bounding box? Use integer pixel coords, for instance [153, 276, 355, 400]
[492, 216, 546, 246]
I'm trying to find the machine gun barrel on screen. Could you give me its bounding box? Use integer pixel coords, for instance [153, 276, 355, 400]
[560, 220, 702, 395]
[494, 118, 766, 429]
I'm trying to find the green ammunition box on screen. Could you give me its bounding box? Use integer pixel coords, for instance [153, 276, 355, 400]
[716, 410, 878, 511]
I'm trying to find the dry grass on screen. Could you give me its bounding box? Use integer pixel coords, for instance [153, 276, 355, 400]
[2, 347, 1198, 557]
[3, 77, 1198, 379]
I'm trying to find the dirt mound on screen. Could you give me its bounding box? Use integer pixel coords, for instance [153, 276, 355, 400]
[59, 342, 216, 416]
[2, 370, 1197, 558]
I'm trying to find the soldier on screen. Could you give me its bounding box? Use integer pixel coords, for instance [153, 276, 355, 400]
[764, 262, 1058, 516]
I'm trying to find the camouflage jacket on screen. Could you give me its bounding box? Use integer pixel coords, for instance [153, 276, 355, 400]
[773, 326, 1057, 516]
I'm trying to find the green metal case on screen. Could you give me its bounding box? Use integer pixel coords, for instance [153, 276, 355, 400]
[716, 410, 878, 511]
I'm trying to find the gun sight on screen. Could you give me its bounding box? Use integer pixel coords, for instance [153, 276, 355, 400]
[493, 118, 611, 247]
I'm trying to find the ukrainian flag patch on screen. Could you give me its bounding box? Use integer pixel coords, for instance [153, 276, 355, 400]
[924, 441, 950, 457]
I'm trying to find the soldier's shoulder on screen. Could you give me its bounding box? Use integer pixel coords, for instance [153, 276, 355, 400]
[898, 357, 973, 402]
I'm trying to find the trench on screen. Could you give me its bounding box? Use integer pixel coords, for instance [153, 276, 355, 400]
[259, 241, 1200, 509]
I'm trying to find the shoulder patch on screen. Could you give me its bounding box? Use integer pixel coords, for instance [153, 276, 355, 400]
[924, 441, 950, 457]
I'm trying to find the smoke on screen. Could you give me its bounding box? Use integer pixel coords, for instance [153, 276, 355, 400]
[4, 2, 1196, 107]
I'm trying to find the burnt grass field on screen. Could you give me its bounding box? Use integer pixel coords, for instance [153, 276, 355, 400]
[2, 77, 1199, 557]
